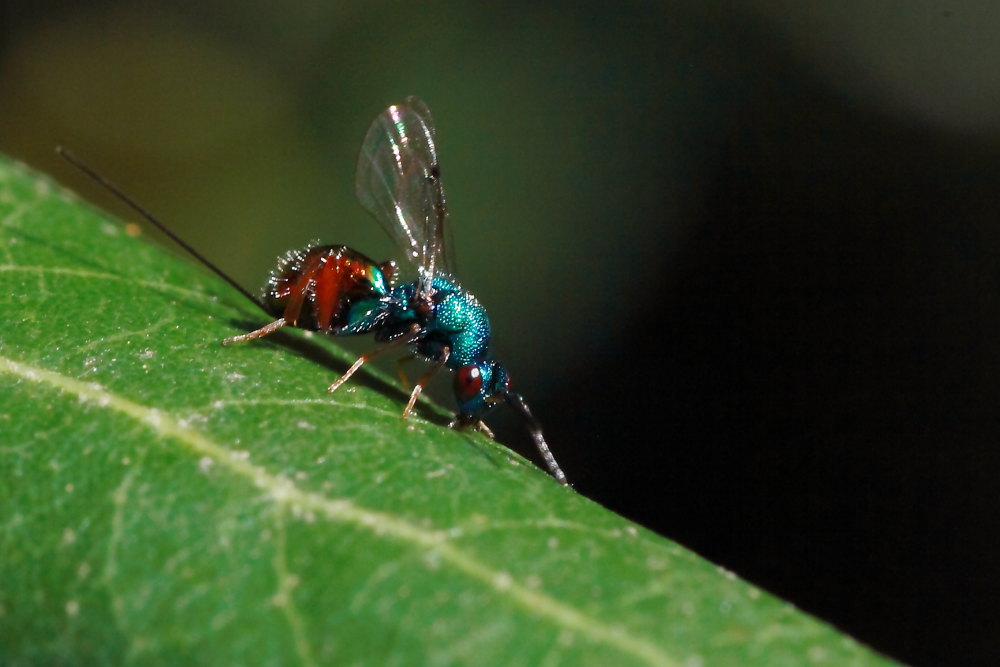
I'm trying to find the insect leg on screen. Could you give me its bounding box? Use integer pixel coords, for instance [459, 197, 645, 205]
[327, 323, 420, 393]
[394, 353, 418, 388]
[402, 348, 450, 419]
[448, 415, 496, 440]
[503, 391, 569, 486]
[221, 318, 287, 345]
[474, 420, 494, 439]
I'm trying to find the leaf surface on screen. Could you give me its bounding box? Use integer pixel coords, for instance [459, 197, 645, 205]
[0, 157, 892, 665]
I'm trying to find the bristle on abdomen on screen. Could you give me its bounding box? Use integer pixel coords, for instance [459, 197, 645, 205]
[263, 245, 389, 332]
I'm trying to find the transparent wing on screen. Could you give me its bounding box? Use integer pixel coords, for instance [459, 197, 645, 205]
[355, 96, 452, 296]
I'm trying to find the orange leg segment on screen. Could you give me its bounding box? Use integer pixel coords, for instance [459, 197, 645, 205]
[402, 348, 450, 419]
[327, 323, 421, 394]
[222, 318, 287, 345]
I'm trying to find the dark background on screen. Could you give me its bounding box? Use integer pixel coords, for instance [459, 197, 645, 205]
[3, 2, 1000, 664]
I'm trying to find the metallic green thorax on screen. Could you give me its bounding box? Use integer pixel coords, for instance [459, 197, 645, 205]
[387, 277, 506, 418]
[396, 277, 491, 366]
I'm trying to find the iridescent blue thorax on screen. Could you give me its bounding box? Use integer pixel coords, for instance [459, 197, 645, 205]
[328, 273, 506, 418]
[387, 277, 491, 366]
[360, 275, 508, 420]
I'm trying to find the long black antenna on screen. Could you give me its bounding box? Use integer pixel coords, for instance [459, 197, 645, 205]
[504, 390, 569, 486]
[57, 147, 269, 315]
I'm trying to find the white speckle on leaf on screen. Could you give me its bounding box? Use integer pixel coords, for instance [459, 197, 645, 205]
[557, 629, 575, 646]
[547, 537, 559, 549]
[681, 601, 695, 616]
[493, 572, 512, 591]
[624, 525, 638, 537]
[64, 483, 74, 494]
[425, 467, 447, 479]
[808, 646, 828, 662]
[423, 550, 442, 570]
[212, 400, 225, 410]
[230, 450, 250, 462]
[314, 456, 327, 465]
[716, 566, 736, 580]
[294, 471, 308, 481]
[61, 528, 76, 545]
[198, 457, 214, 474]
[268, 476, 294, 503]
[344, 386, 356, 394]
[646, 556, 667, 571]
[747, 586, 761, 600]
[226, 372, 246, 382]
[296, 420, 315, 430]
[683, 655, 704, 667]
[121, 456, 131, 466]
[65, 600, 80, 617]
[77, 562, 92, 579]
[525, 574, 542, 589]
[139, 348, 155, 360]
[144, 410, 162, 428]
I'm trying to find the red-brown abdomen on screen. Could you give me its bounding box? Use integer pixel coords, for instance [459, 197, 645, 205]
[263, 244, 390, 332]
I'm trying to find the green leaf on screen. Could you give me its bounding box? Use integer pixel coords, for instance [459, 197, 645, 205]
[0, 155, 892, 666]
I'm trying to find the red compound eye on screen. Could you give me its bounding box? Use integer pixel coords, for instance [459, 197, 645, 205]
[454, 365, 483, 402]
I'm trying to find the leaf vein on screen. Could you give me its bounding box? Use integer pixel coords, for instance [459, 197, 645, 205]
[271, 510, 317, 667]
[0, 264, 225, 304]
[103, 464, 139, 645]
[0, 354, 679, 667]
